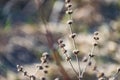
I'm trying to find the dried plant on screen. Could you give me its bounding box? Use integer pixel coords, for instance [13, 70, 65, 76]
[17, 52, 49, 80]
[58, 0, 120, 80]
[17, 0, 120, 80]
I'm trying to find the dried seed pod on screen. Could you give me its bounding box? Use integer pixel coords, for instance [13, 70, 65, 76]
[59, 44, 65, 48]
[82, 57, 88, 62]
[42, 52, 49, 58]
[89, 54, 95, 58]
[41, 77, 46, 80]
[41, 57, 47, 64]
[88, 61, 92, 66]
[66, 9, 73, 14]
[117, 68, 120, 72]
[73, 50, 79, 55]
[63, 49, 67, 53]
[38, 66, 43, 70]
[23, 71, 27, 76]
[58, 39, 63, 44]
[44, 70, 48, 74]
[66, 3, 72, 8]
[92, 66, 97, 71]
[17, 66, 23, 72]
[67, 20, 73, 24]
[93, 42, 98, 46]
[66, 57, 71, 61]
[69, 33, 76, 38]
[30, 75, 36, 80]
[97, 72, 105, 78]
[94, 36, 99, 40]
[45, 65, 49, 68]
[65, 0, 71, 3]
[94, 31, 99, 35]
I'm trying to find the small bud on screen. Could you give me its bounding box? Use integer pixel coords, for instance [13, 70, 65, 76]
[66, 10, 73, 14]
[69, 33, 76, 38]
[73, 50, 79, 55]
[66, 57, 71, 61]
[67, 20, 73, 24]
[66, 3, 72, 8]
[58, 39, 63, 44]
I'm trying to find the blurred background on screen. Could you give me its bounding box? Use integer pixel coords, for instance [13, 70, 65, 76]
[0, 0, 120, 80]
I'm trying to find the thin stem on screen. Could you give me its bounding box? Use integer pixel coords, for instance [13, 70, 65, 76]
[64, 52, 78, 76]
[80, 46, 96, 78]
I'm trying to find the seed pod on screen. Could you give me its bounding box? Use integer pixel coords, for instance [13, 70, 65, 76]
[73, 50, 79, 55]
[66, 9, 73, 14]
[82, 57, 88, 62]
[94, 36, 99, 40]
[41, 77, 46, 80]
[30, 75, 36, 80]
[69, 33, 76, 38]
[67, 20, 73, 25]
[117, 68, 120, 72]
[23, 71, 27, 76]
[97, 72, 104, 78]
[88, 61, 92, 66]
[66, 3, 72, 8]
[58, 39, 63, 44]
[94, 31, 99, 35]
[63, 49, 67, 53]
[38, 66, 43, 70]
[65, 0, 71, 3]
[93, 42, 98, 46]
[89, 54, 95, 58]
[66, 57, 71, 61]
[44, 70, 48, 74]
[59, 44, 65, 48]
